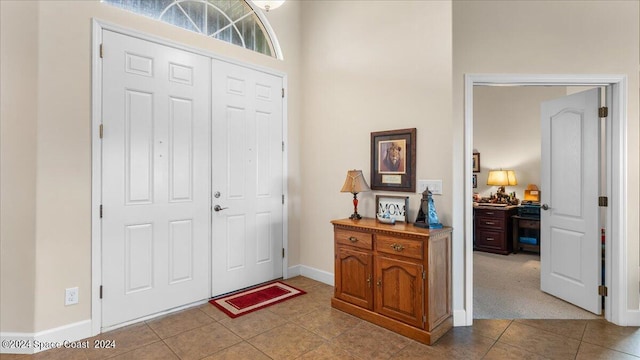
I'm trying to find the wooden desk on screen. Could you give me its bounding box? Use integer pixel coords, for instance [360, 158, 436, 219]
[512, 215, 540, 253]
[473, 206, 517, 255]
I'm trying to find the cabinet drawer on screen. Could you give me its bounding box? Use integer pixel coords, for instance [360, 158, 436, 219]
[376, 235, 422, 260]
[476, 216, 505, 230]
[335, 229, 373, 250]
[476, 229, 505, 250]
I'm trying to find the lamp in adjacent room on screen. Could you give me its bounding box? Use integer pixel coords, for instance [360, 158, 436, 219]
[340, 170, 370, 220]
[252, 0, 285, 12]
[486, 169, 517, 196]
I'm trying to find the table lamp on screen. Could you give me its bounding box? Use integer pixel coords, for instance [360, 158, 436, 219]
[487, 169, 517, 196]
[340, 169, 370, 220]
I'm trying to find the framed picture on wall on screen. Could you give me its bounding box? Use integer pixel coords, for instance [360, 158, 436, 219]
[473, 152, 481, 173]
[370, 128, 416, 192]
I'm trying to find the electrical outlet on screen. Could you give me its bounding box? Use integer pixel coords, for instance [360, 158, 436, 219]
[65, 287, 79, 306]
[417, 179, 443, 195]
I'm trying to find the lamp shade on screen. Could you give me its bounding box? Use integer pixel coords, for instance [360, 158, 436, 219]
[487, 170, 517, 186]
[252, 0, 285, 11]
[340, 170, 370, 194]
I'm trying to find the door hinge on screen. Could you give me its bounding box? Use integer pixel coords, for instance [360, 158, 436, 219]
[99, 124, 103, 139]
[282, 141, 285, 152]
[282, 248, 285, 258]
[100, 205, 103, 218]
[422, 270, 426, 280]
[99, 285, 103, 299]
[422, 315, 426, 324]
[598, 285, 608, 296]
[282, 88, 285, 98]
[282, 194, 285, 204]
[100, 44, 104, 58]
[598, 106, 608, 118]
[598, 196, 608, 207]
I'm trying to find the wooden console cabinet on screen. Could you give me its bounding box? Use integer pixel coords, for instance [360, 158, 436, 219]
[331, 218, 452, 345]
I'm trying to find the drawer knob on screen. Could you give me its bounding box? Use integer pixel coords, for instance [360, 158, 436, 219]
[348, 236, 358, 243]
[390, 243, 404, 252]
[486, 237, 495, 241]
[484, 221, 495, 225]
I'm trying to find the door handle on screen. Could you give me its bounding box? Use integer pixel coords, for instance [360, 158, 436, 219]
[541, 204, 549, 210]
[213, 205, 228, 212]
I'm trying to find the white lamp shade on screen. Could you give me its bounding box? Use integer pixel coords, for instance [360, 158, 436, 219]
[252, 0, 285, 11]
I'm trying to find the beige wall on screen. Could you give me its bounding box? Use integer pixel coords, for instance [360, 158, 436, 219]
[299, 0, 453, 273]
[2, 0, 639, 336]
[0, 0, 302, 332]
[473, 86, 567, 198]
[454, 0, 640, 311]
[0, 0, 38, 333]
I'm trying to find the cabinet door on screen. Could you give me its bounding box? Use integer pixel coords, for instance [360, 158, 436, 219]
[375, 257, 424, 328]
[335, 247, 373, 310]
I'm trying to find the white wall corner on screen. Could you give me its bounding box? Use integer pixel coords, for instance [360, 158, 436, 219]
[1, 319, 92, 354]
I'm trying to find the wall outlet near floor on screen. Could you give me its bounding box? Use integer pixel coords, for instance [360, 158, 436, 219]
[417, 180, 443, 195]
[65, 287, 79, 306]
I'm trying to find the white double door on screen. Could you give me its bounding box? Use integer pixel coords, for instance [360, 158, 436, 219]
[101, 30, 283, 328]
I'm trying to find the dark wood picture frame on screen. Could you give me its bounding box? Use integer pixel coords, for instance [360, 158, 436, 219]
[371, 128, 416, 192]
[472, 152, 481, 173]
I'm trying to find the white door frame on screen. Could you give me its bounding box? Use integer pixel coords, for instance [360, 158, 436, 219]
[91, 19, 289, 335]
[460, 74, 631, 326]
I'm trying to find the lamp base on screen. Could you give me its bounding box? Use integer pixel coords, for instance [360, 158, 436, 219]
[349, 213, 362, 220]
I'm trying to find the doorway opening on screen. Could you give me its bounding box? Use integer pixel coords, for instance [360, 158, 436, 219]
[460, 74, 630, 327]
[472, 85, 605, 320]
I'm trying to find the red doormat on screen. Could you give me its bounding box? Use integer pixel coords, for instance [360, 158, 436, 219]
[209, 281, 306, 318]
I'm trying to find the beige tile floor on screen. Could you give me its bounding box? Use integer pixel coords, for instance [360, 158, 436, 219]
[2, 276, 639, 360]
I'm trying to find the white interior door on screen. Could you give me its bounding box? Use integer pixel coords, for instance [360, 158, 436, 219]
[211, 60, 284, 296]
[540, 88, 601, 314]
[101, 30, 211, 327]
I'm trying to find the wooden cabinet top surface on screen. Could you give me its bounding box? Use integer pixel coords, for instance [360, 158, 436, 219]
[331, 218, 451, 238]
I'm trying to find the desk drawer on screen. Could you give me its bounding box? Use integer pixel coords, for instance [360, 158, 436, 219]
[518, 219, 540, 229]
[475, 229, 505, 250]
[475, 209, 503, 218]
[476, 216, 505, 230]
[335, 229, 373, 250]
[376, 235, 423, 260]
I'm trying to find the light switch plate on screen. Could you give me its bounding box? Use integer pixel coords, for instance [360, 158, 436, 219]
[417, 180, 442, 195]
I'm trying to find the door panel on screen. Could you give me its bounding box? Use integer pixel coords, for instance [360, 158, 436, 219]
[335, 247, 373, 309]
[102, 30, 210, 327]
[211, 60, 284, 296]
[375, 257, 424, 328]
[540, 88, 601, 314]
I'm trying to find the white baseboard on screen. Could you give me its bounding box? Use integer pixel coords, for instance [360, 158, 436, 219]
[287, 264, 334, 286]
[624, 309, 640, 326]
[286, 264, 301, 278]
[453, 309, 468, 327]
[1, 319, 92, 354]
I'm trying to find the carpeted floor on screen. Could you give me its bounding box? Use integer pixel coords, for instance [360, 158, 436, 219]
[474, 251, 602, 319]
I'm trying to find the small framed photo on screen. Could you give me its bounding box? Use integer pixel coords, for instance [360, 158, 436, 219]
[472, 174, 477, 189]
[472, 152, 481, 173]
[371, 128, 416, 192]
[376, 195, 409, 223]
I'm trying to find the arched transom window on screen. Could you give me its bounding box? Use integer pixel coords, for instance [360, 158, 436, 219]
[102, 0, 282, 59]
